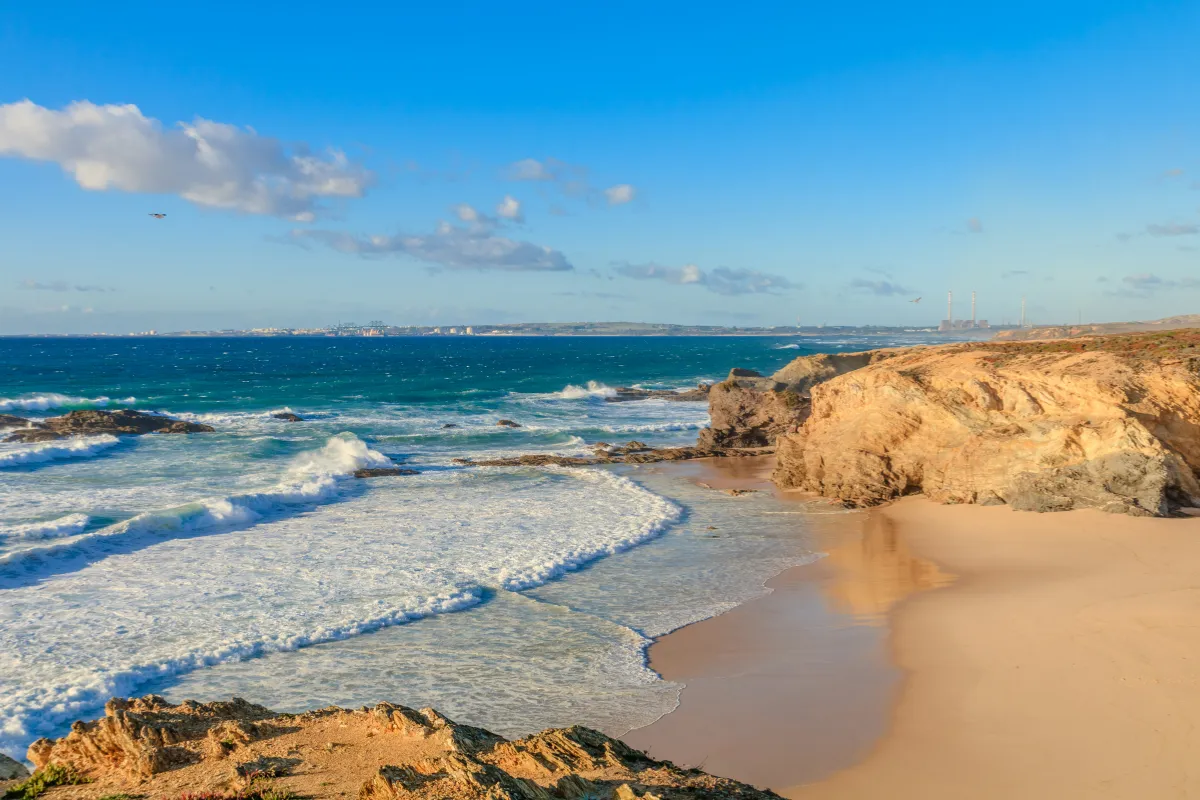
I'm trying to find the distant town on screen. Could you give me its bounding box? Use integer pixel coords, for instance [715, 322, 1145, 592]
[7, 319, 1021, 338]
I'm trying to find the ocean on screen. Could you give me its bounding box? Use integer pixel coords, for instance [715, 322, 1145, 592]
[0, 334, 942, 760]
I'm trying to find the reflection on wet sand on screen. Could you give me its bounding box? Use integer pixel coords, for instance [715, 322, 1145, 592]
[813, 510, 955, 625]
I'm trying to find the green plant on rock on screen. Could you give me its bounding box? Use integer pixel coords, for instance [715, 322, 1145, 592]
[3, 764, 89, 800]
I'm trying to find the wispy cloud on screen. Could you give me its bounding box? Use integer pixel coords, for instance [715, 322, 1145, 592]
[292, 220, 572, 272]
[1001, 269, 1030, 278]
[967, 217, 983, 233]
[553, 290, 632, 299]
[848, 278, 913, 296]
[506, 157, 636, 210]
[19, 280, 113, 292]
[1121, 272, 1200, 295]
[613, 262, 795, 296]
[1147, 222, 1199, 237]
[0, 99, 372, 220]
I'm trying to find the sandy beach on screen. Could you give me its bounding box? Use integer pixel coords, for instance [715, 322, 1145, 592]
[629, 460, 1200, 799]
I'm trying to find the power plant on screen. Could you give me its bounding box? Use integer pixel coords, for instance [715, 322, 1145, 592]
[939, 289, 989, 331]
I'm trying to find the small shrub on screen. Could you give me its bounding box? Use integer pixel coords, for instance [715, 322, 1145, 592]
[3, 764, 89, 799]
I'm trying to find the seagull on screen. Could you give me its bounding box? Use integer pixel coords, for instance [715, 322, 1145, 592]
[910, 297, 922, 303]
[148, 213, 166, 219]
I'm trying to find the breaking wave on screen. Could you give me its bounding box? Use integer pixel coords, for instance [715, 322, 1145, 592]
[0, 434, 390, 572]
[0, 394, 137, 412]
[0, 435, 121, 469]
[1, 514, 90, 542]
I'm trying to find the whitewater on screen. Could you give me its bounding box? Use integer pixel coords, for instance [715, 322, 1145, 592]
[0, 335, 879, 759]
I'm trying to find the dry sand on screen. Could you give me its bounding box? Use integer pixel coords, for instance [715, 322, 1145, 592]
[629, 460, 1200, 798]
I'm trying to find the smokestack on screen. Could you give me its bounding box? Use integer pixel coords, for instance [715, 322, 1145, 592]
[948, 291, 953, 326]
[1020, 296, 1026, 328]
[971, 291, 977, 325]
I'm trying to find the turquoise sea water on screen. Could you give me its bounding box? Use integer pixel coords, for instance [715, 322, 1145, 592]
[0, 334, 940, 759]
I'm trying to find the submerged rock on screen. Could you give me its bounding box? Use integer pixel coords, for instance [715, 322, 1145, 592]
[354, 467, 420, 478]
[26, 695, 780, 799]
[3, 409, 214, 443]
[605, 384, 711, 403]
[271, 412, 304, 422]
[0, 414, 34, 430]
[496, 419, 522, 428]
[456, 443, 772, 468]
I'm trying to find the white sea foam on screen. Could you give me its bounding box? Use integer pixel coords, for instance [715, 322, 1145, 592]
[775, 343, 801, 349]
[0, 394, 136, 412]
[0, 465, 682, 757]
[554, 381, 617, 400]
[0, 434, 390, 571]
[0, 435, 121, 469]
[1, 514, 90, 542]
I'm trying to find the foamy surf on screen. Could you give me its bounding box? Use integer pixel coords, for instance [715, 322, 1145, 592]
[0, 464, 685, 758]
[1, 513, 90, 542]
[0, 393, 137, 412]
[0, 435, 121, 469]
[0, 434, 390, 574]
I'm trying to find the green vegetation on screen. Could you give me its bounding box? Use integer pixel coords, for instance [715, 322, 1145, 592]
[2, 764, 89, 800]
[968, 330, 1200, 366]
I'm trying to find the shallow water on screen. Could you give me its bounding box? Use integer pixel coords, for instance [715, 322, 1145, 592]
[0, 334, 944, 757]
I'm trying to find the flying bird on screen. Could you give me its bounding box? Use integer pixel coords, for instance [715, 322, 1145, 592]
[910, 297, 922, 303]
[148, 213, 166, 219]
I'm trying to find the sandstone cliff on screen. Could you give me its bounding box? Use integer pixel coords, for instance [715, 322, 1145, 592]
[770, 332, 1200, 516]
[699, 352, 896, 448]
[15, 695, 778, 799]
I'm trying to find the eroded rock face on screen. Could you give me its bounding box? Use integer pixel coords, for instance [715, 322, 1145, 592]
[0, 752, 29, 781]
[773, 337, 1200, 515]
[3, 409, 215, 443]
[25, 695, 779, 799]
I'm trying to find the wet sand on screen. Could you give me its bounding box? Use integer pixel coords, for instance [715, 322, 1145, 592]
[628, 464, 1200, 799]
[625, 457, 950, 789]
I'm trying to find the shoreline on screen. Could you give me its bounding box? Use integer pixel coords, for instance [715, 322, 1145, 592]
[624, 457, 949, 791]
[628, 479, 1200, 798]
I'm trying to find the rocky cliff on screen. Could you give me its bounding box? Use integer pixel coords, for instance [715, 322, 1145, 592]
[768, 332, 1200, 516]
[13, 695, 778, 799]
[698, 352, 896, 448]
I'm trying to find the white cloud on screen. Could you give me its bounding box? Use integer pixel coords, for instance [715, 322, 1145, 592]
[293, 221, 572, 272]
[496, 194, 523, 221]
[505, 157, 635, 208]
[604, 184, 636, 206]
[613, 262, 795, 295]
[454, 203, 482, 222]
[0, 99, 372, 220]
[1121, 273, 1200, 295]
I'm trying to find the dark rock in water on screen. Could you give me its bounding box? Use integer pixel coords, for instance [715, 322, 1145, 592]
[457, 445, 773, 468]
[728, 368, 763, 378]
[272, 412, 304, 422]
[442, 423, 461, 429]
[354, 467, 420, 478]
[496, 419, 522, 428]
[3, 409, 215, 443]
[0, 414, 37, 430]
[605, 384, 712, 403]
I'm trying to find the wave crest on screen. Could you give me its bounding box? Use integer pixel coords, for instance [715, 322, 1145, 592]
[0, 394, 137, 412]
[0, 435, 121, 469]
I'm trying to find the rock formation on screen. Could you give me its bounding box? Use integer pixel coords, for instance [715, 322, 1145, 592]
[21, 694, 779, 799]
[604, 385, 711, 403]
[454, 440, 772, 468]
[271, 412, 304, 422]
[0, 414, 31, 430]
[771, 332, 1200, 516]
[0, 752, 29, 782]
[355, 467, 420, 478]
[698, 354, 896, 449]
[3, 409, 214, 443]
[497, 419, 522, 429]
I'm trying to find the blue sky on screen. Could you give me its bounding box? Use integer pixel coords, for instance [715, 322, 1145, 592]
[1, 1, 1198, 333]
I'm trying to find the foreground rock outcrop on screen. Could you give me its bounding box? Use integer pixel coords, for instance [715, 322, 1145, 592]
[772, 331, 1200, 516]
[3, 409, 214, 443]
[19, 695, 779, 799]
